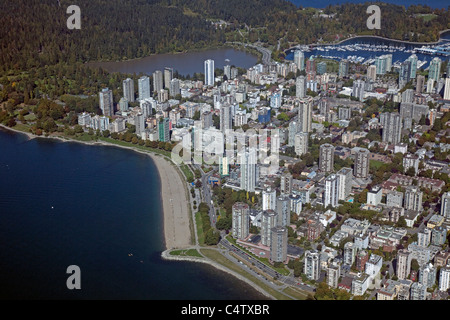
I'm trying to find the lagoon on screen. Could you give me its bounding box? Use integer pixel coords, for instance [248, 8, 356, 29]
[88, 48, 259, 77]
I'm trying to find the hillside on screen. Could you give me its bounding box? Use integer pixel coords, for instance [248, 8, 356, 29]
[0, 0, 448, 74]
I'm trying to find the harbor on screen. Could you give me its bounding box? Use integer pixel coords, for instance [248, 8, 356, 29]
[286, 32, 450, 69]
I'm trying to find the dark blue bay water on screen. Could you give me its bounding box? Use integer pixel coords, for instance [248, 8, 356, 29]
[0, 129, 266, 300]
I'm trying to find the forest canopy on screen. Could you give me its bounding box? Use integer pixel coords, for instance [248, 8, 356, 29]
[0, 0, 448, 74]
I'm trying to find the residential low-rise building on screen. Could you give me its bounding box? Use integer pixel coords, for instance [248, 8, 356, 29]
[329, 230, 349, 247]
[377, 279, 401, 300]
[352, 273, 370, 296]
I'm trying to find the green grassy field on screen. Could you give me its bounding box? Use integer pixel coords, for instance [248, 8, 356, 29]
[370, 159, 384, 170]
[180, 164, 194, 182]
[195, 212, 206, 245]
[24, 114, 36, 121]
[169, 249, 202, 257]
[12, 123, 31, 132]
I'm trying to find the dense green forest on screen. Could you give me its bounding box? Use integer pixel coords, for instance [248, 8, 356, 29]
[0, 0, 448, 123]
[1, 0, 448, 74]
[0, 0, 225, 72]
[169, 1, 450, 47]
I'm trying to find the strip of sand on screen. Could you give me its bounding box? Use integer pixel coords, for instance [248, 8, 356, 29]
[147, 153, 191, 250]
[0, 125, 192, 250]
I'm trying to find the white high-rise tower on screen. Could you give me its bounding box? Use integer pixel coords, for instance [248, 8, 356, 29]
[138, 76, 151, 101]
[204, 59, 215, 86]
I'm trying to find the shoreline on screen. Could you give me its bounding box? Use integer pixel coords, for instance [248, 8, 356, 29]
[0, 125, 293, 300]
[286, 28, 450, 51]
[1, 124, 284, 300]
[160, 250, 276, 300]
[86, 43, 231, 64]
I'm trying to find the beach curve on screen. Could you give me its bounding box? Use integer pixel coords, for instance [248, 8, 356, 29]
[0, 124, 193, 251]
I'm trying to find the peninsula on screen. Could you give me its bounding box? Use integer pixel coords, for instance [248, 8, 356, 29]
[1, 0, 449, 302]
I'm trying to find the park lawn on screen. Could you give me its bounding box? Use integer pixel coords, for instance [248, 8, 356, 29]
[195, 212, 206, 245]
[170, 249, 203, 258]
[282, 287, 309, 300]
[24, 113, 36, 121]
[218, 208, 227, 219]
[370, 159, 384, 170]
[73, 132, 97, 142]
[180, 164, 194, 182]
[13, 123, 31, 133]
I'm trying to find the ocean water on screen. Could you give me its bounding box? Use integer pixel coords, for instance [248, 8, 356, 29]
[287, 0, 449, 9]
[0, 129, 266, 300]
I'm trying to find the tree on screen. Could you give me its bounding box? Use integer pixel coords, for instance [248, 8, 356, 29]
[432, 118, 442, 132]
[406, 166, 416, 177]
[216, 217, 232, 230]
[397, 216, 407, 228]
[358, 189, 368, 204]
[73, 124, 83, 134]
[287, 226, 296, 238]
[411, 259, 420, 272]
[192, 110, 201, 120]
[293, 260, 303, 277]
[205, 229, 220, 245]
[6, 118, 16, 127]
[315, 282, 334, 300]
[277, 112, 289, 122]
[127, 124, 136, 134]
[249, 225, 259, 234]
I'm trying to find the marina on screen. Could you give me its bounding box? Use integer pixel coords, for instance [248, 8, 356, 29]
[286, 33, 450, 69]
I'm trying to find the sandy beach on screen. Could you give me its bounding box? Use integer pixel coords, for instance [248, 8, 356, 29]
[0, 124, 281, 299]
[147, 153, 192, 250]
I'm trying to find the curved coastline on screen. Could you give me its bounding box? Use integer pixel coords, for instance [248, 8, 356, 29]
[0, 124, 278, 300]
[161, 250, 276, 300]
[285, 28, 450, 51]
[316, 29, 450, 47]
[85, 43, 232, 64]
[0, 124, 192, 251]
